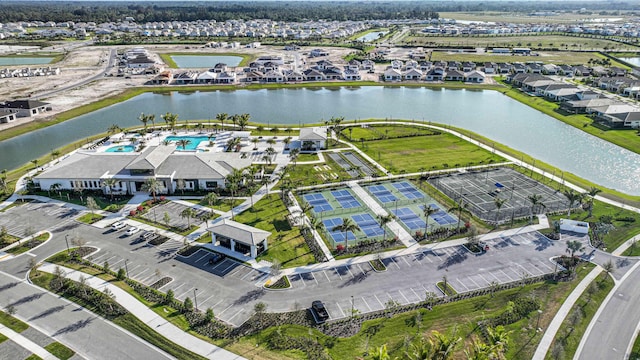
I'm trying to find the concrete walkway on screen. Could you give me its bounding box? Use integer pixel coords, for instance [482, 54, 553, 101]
[0, 324, 58, 360]
[38, 263, 245, 360]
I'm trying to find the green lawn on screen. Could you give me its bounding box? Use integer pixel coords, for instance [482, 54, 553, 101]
[354, 132, 504, 174]
[295, 153, 319, 162]
[158, 52, 254, 68]
[0, 333, 6, 344]
[44, 342, 75, 360]
[283, 155, 353, 188]
[24, 355, 42, 360]
[243, 265, 594, 359]
[6, 233, 50, 255]
[545, 272, 614, 359]
[234, 194, 314, 268]
[187, 198, 244, 213]
[0, 310, 28, 332]
[341, 124, 439, 141]
[76, 213, 105, 224]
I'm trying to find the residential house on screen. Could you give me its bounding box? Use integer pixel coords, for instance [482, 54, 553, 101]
[527, 63, 543, 74]
[557, 64, 574, 77]
[391, 59, 403, 70]
[174, 71, 197, 84]
[197, 70, 217, 84]
[512, 63, 527, 74]
[152, 70, 173, 85]
[560, 98, 616, 114]
[314, 60, 334, 71]
[361, 59, 375, 71]
[264, 69, 285, 83]
[384, 68, 402, 81]
[303, 69, 325, 81]
[212, 63, 227, 73]
[542, 64, 558, 75]
[573, 65, 591, 77]
[403, 68, 423, 81]
[299, 127, 327, 152]
[419, 61, 433, 72]
[309, 49, 329, 57]
[244, 71, 264, 83]
[346, 59, 361, 71]
[0, 100, 50, 117]
[216, 71, 237, 84]
[462, 62, 476, 72]
[447, 61, 461, 71]
[284, 70, 304, 82]
[497, 63, 513, 74]
[0, 109, 18, 123]
[465, 70, 485, 83]
[323, 67, 343, 80]
[343, 69, 361, 81]
[445, 69, 465, 81]
[425, 67, 445, 81]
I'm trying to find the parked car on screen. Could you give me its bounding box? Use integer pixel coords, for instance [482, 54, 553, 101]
[139, 231, 158, 241]
[111, 222, 126, 231]
[208, 253, 225, 265]
[125, 226, 140, 236]
[311, 300, 329, 323]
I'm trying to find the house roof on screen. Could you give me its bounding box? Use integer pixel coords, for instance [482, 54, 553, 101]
[207, 218, 270, 246]
[465, 70, 485, 78]
[34, 152, 137, 180]
[299, 127, 327, 141]
[126, 145, 175, 170]
[1, 100, 49, 109]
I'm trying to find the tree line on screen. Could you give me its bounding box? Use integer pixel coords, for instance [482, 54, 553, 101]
[0, 1, 438, 23]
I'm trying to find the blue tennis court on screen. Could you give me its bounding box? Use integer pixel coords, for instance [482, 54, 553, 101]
[351, 213, 385, 237]
[392, 181, 425, 200]
[303, 193, 333, 213]
[323, 217, 356, 242]
[331, 189, 361, 209]
[392, 207, 425, 231]
[367, 184, 398, 203]
[429, 204, 458, 225]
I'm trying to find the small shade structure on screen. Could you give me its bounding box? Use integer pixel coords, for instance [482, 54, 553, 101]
[207, 218, 270, 258]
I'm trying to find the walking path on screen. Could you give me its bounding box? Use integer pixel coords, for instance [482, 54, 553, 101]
[37, 263, 246, 360]
[0, 324, 58, 360]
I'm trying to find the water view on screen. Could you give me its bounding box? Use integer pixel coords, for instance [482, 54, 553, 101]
[2, 87, 640, 195]
[619, 57, 640, 67]
[356, 31, 388, 42]
[0, 57, 54, 66]
[170, 55, 243, 68]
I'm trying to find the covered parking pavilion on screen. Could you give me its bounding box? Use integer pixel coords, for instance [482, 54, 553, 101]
[207, 219, 270, 258]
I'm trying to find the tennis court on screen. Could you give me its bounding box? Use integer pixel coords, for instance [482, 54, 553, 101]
[429, 204, 458, 225]
[331, 189, 362, 209]
[323, 213, 385, 244]
[303, 193, 333, 213]
[392, 207, 425, 231]
[323, 218, 357, 242]
[392, 181, 425, 200]
[367, 184, 398, 203]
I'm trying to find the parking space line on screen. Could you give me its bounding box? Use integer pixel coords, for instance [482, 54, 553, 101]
[127, 264, 141, 274]
[178, 287, 194, 299]
[401, 256, 412, 267]
[346, 267, 355, 278]
[111, 258, 125, 267]
[170, 283, 185, 293]
[218, 261, 237, 274]
[477, 273, 492, 285]
[92, 253, 109, 262]
[499, 269, 515, 282]
[467, 276, 481, 288]
[240, 270, 255, 281]
[488, 272, 502, 283]
[356, 264, 367, 275]
[195, 253, 209, 264]
[335, 303, 346, 318]
[200, 294, 216, 307]
[103, 255, 118, 264]
[397, 290, 410, 304]
[310, 272, 319, 285]
[361, 297, 372, 312]
[218, 304, 234, 316]
[131, 268, 150, 280]
[296, 274, 306, 286]
[513, 263, 533, 277]
[211, 259, 232, 270]
[373, 294, 384, 308]
[211, 299, 225, 309]
[334, 268, 343, 280]
[226, 309, 245, 323]
[456, 278, 470, 291]
[539, 260, 554, 271]
[410, 287, 422, 300]
[322, 271, 331, 282]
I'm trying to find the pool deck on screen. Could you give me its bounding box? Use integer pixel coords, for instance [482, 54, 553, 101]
[90, 130, 234, 153]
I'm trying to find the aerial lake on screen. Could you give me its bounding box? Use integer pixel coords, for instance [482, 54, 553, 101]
[0, 57, 54, 66]
[356, 31, 388, 42]
[170, 55, 243, 68]
[2, 87, 640, 195]
[619, 57, 640, 67]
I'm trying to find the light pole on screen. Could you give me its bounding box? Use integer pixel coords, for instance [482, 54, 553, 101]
[124, 259, 130, 278]
[194, 288, 198, 312]
[65, 234, 70, 254]
[351, 295, 354, 319]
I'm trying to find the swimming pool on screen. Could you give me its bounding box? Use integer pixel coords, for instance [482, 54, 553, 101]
[106, 145, 136, 152]
[164, 135, 211, 150]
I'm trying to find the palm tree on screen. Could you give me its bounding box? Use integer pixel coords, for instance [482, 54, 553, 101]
[142, 178, 162, 202]
[527, 194, 544, 222]
[486, 325, 511, 356]
[50, 182, 63, 199]
[377, 214, 394, 241]
[50, 150, 60, 161]
[431, 330, 461, 360]
[148, 114, 156, 130]
[586, 187, 602, 218]
[227, 182, 238, 219]
[102, 178, 118, 202]
[566, 239, 584, 257]
[138, 112, 150, 131]
[331, 217, 360, 251]
[289, 148, 300, 165]
[237, 113, 250, 131]
[266, 138, 276, 146]
[422, 204, 437, 237]
[262, 154, 272, 166]
[371, 344, 391, 360]
[449, 200, 470, 230]
[107, 124, 121, 134]
[161, 112, 179, 131]
[30, 159, 38, 170]
[251, 138, 259, 150]
[203, 192, 218, 207]
[494, 197, 506, 223]
[282, 137, 291, 150]
[216, 113, 227, 130]
[180, 207, 197, 228]
[563, 189, 582, 217]
[176, 139, 192, 150]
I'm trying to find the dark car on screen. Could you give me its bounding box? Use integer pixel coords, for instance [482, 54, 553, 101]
[311, 300, 329, 323]
[208, 253, 225, 265]
[139, 231, 158, 242]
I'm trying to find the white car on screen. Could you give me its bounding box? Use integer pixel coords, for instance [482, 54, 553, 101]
[125, 226, 140, 236]
[111, 222, 126, 231]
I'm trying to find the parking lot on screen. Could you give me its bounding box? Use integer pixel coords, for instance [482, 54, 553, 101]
[142, 201, 209, 231]
[0, 201, 80, 237]
[284, 231, 560, 322]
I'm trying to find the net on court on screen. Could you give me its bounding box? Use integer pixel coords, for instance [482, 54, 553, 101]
[303, 193, 333, 213]
[392, 207, 425, 231]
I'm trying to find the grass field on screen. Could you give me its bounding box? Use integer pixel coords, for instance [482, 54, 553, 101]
[545, 272, 614, 359]
[44, 342, 75, 360]
[353, 132, 504, 174]
[283, 154, 354, 188]
[426, 51, 630, 68]
[234, 193, 314, 268]
[341, 124, 439, 141]
[76, 213, 105, 224]
[0, 310, 28, 333]
[244, 265, 595, 359]
[438, 12, 636, 24]
[402, 33, 639, 52]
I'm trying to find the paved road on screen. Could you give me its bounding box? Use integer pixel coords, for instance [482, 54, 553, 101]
[575, 261, 640, 360]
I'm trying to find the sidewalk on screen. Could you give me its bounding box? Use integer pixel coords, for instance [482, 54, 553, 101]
[0, 324, 58, 360]
[38, 263, 245, 360]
